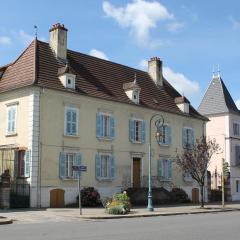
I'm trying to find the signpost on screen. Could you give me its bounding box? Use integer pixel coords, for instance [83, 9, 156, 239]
[72, 165, 87, 215]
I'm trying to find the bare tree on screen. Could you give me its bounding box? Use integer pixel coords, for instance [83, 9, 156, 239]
[176, 137, 220, 207]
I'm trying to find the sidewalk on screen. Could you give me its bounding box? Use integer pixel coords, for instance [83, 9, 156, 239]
[1, 203, 240, 224]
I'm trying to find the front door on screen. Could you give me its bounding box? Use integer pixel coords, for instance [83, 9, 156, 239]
[133, 158, 141, 188]
[192, 188, 199, 203]
[50, 189, 65, 208]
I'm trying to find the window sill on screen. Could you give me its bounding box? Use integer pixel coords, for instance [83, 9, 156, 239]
[61, 177, 77, 181]
[63, 134, 80, 138]
[5, 133, 18, 137]
[131, 141, 144, 144]
[96, 178, 113, 182]
[97, 137, 113, 142]
[159, 143, 170, 147]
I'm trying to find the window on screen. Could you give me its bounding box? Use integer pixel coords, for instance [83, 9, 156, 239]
[14, 150, 31, 178]
[233, 123, 240, 136]
[183, 172, 193, 182]
[65, 107, 78, 136]
[129, 119, 145, 143]
[236, 180, 240, 193]
[182, 127, 194, 148]
[235, 145, 240, 166]
[158, 159, 172, 180]
[132, 90, 139, 104]
[66, 76, 75, 89]
[59, 152, 81, 179]
[7, 105, 17, 135]
[159, 125, 172, 145]
[96, 112, 115, 140]
[95, 153, 115, 180]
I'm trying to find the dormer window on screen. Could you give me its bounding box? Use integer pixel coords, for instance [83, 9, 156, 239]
[123, 73, 141, 104]
[66, 76, 75, 89]
[58, 65, 76, 90]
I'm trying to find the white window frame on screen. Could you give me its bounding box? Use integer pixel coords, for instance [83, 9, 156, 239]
[65, 152, 75, 179]
[6, 105, 17, 135]
[66, 75, 75, 89]
[99, 153, 111, 180]
[233, 122, 240, 136]
[64, 106, 79, 136]
[102, 113, 111, 138]
[134, 119, 143, 143]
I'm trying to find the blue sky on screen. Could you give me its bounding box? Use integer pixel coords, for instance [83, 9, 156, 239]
[0, 0, 240, 108]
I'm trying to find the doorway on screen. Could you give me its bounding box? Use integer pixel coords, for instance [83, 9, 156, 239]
[50, 189, 65, 208]
[132, 157, 141, 188]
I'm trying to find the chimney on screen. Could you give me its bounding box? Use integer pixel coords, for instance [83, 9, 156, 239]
[148, 57, 163, 87]
[49, 23, 68, 60]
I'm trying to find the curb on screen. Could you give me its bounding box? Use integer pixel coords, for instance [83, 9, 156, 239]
[0, 217, 13, 225]
[80, 208, 240, 220]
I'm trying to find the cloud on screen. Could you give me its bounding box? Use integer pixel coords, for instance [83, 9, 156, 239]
[166, 22, 185, 33]
[0, 36, 12, 45]
[89, 49, 109, 60]
[138, 59, 199, 98]
[229, 16, 240, 30]
[235, 99, 240, 109]
[103, 0, 174, 47]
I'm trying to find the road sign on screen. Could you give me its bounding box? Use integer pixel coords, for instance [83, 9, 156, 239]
[72, 165, 87, 172]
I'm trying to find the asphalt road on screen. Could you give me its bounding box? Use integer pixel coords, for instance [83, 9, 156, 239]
[0, 212, 239, 240]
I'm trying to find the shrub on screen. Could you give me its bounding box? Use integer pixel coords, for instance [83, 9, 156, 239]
[77, 187, 101, 207]
[106, 192, 131, 215]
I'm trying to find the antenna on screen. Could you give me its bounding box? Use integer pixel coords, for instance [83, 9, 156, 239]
[34, 25, 38, 39]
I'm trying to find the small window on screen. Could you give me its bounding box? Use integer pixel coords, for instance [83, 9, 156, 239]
[129, 119, 145, 144]
[182, 127, 194, 148]
[135, 120, 142, 142]
[66, 76, 75, 89]
[65, 107, 78, 136]
[132, 90, 139, 104]
[66, 153, 74, 178]
[237, 180, 240, 192]
[7, 105, 17, 135]
[158, 159, 172, 180]
[14, 150, 31, 178]
[233, 123, 240, 136]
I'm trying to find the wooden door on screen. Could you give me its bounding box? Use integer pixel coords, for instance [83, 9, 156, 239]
[133, 158, 141, 188]
[50, 189, 65, 208]
[192, 188, 199, 203]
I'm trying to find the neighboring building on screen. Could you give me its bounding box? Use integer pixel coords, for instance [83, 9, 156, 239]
[0, 23, 207, 208]
[198, 72, 240, 201]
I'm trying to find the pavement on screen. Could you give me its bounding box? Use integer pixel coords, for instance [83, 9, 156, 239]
[1, 202, 240, 224]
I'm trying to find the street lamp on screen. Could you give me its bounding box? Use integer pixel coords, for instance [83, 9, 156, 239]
[147, 114, 164, 211]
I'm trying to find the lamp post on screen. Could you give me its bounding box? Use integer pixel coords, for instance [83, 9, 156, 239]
[147, 114, 164, 211]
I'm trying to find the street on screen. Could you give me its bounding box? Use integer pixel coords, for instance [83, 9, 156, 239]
[0, 211, 239, 240]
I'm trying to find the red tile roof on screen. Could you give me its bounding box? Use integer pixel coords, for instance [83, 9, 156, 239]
[0, 39, 206, 120]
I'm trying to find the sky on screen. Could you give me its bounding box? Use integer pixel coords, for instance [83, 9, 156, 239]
[0, 0, 240, 108]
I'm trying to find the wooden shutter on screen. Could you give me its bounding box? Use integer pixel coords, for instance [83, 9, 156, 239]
[167, 126, 172, 145]
[141, 121, 146, 144]
[110, 155, 115, 180]
[25, 150, 31, 178]
[167, 160, 172, 179]
[73, 153, 82, 179]
[129, 119, 135, 142]
[95, 153, 101, 180]
[59, 152, 66, 179]
[158, 160, 164, 177]
[182, 128, 187, 148]
[110, 115, 115, 140]
[96, 113, 103, 139]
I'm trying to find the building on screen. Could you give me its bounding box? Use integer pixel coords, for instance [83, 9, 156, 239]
[0, 23, 207, 208]
[198, 72, 240, 201]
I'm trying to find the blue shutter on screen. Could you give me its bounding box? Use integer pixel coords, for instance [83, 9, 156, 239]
[141, 121, 146, 144]
[182, 128, 187, 148]
[14, 150, 18, 178]
[72, 111, 77, 135]
[158, 160, 163, 177]
[110, 155, 115, 180]
[110, 115, 115, 140]
[73, 153, 82, 179]
[25, 150, 31, 178]
[129, 119, 135, 142]
[59, 152, 66, 179]
[190, 129, 195, 147]
[95, 153, 101, 180]
[167, 126, 172, 145]
[96, 113, 103, 139]
[167, 160, 172, 179]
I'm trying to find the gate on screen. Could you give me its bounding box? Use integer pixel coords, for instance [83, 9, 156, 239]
[10, 179, 30, 208]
